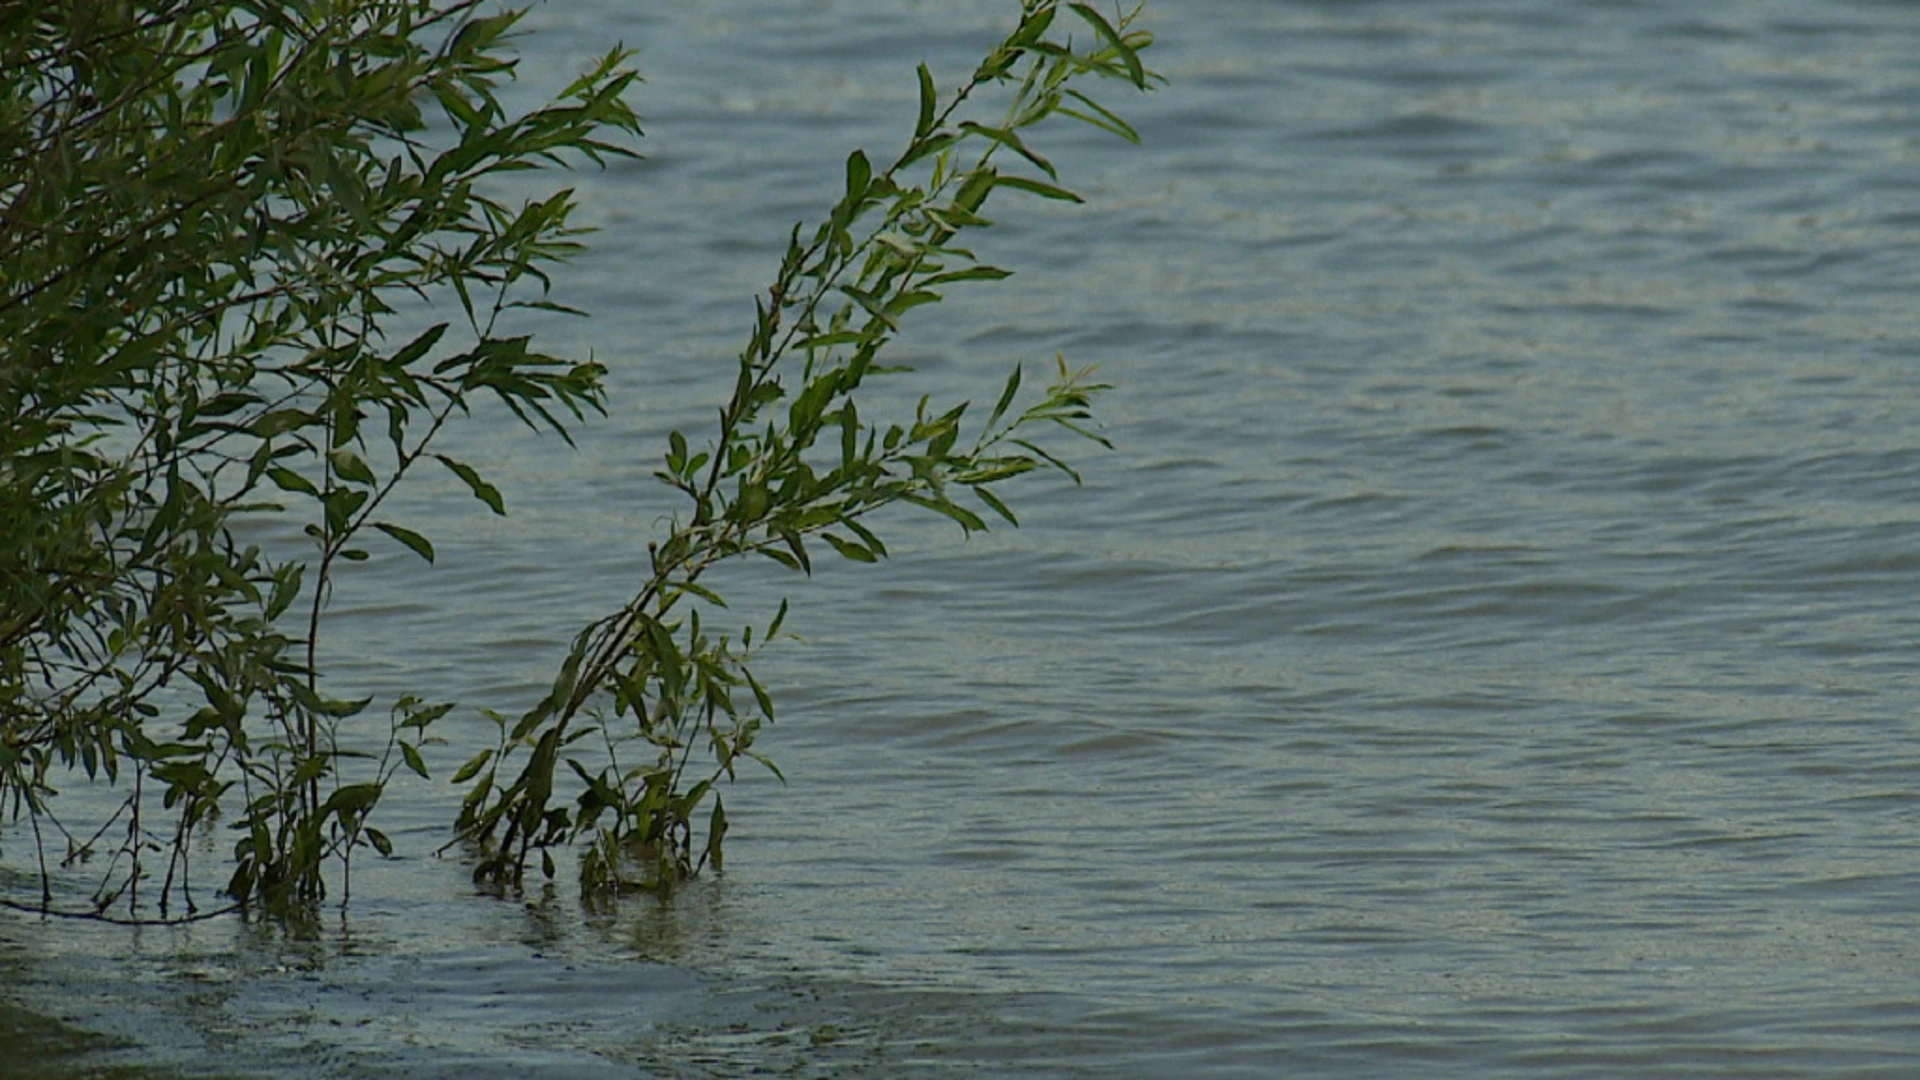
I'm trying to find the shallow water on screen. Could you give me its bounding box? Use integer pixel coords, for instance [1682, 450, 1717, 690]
[9, 0, 1920, 1075]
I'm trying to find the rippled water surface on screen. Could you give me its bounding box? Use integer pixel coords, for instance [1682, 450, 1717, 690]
[9, 1, 1920, 1075]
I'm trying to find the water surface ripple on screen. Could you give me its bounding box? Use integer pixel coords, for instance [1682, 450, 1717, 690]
[8, 1, 1920, 1076]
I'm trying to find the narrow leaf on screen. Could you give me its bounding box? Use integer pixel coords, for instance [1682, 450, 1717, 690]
[794, 330, 867, 351]
[400, 742, 430, 780]
[901, 492, 989, 533]
[452, 748, 494, 785]
[915, 63, 937, 140]
[922, 266, 1014, 287]
[845, 149, 872, 203]
[374, 522, 436, 563]
[994, 174, 1083, 203]
[959, 122, 1055, 178]
[987, 364, 1023, 430]
[267, 466, 318, 498]
[1061, 87, 1141, 143]
[1069, 3, 1147, 87]
[973, 485, 1019, 526]
[434, 453, 505, 514]
[389, 323, 450, 368]
[822, 532, 878, 563]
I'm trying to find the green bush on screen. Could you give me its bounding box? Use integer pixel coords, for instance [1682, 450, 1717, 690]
[0, 0, 1156, 919]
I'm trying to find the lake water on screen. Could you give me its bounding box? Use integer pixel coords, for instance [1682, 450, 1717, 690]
[8, 0, 1920, 1076]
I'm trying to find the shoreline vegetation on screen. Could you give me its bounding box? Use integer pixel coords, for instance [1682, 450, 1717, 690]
[1, 0, 1158, 922]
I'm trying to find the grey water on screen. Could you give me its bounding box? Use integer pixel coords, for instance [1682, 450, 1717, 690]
[8, 0, 1920, 1075]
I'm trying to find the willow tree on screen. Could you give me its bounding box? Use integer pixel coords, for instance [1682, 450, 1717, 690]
[0, 0, 1156, 918]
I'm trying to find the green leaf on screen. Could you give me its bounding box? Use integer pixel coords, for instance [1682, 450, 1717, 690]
[707, 796, 729, 871]
[973, 485, 1019, 526]
[322, 783, 383, 817]
[779, 528, 812, 574]
[452, 748, 495, 785]
[822, 532, 878, 563]
[758, 546, 803, 571]
[374, 522, 435, 563]
[400, 742, 430, 780]
[845, 149, 872, 203]
[319, 147, 374, 229]
[885, 290, 941, 318]
[745, 668, 776, 720]
[993, 174, 1083, 203]
[328, 448, 377, 486]
[959, 122, 1055, 178]
[665, 579, 729, 607]
[267, 466, 319, 498]
[915, 63, 937, 140]
[901, 492, 989, 533]
[389, 323, 450, 368]
[795, 329, 868, 351]
[1010, 4, 1058, 47]
[922, 265, 1013, 288]
[434, 454, 506, 514]
[196, 391, 261, 418]
[901, 130, 960, 167]
[251, 407, 316, 438]
[840, 399, 859, 468]
[1010, 437, 1085, 483]
[1059, 87, 1141, 143]
[841, 517, 888, 557]
[1069, 3, 1147, 88]
[953, 168, 998, 214]
[266, 563, 305, 621]
[839, 285, 899, 331]
[987, 364, 1023, 430]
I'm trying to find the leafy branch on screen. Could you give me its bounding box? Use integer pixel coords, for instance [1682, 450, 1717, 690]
[454, 0, 1158, 894]
[1, 0, 640, 917]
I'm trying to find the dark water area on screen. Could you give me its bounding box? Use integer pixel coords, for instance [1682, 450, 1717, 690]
[8, 0, 1920, 1075]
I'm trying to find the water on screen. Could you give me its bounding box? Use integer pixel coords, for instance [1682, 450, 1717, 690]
[8, 0, 1920, 1075]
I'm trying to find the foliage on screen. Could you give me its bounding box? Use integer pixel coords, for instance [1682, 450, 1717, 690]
[452, 0, 1158, 895]
[0, 0, 636, 917]
[0, 0, 1156, 919]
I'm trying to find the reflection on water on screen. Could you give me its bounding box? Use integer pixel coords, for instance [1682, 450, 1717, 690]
[9, 0, 1920, 1075]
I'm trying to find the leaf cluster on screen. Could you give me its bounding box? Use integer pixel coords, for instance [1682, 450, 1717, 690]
[0, 0, 1156, 918]
[0, 0, 639, 917]
[453, 0, 1157, 895]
